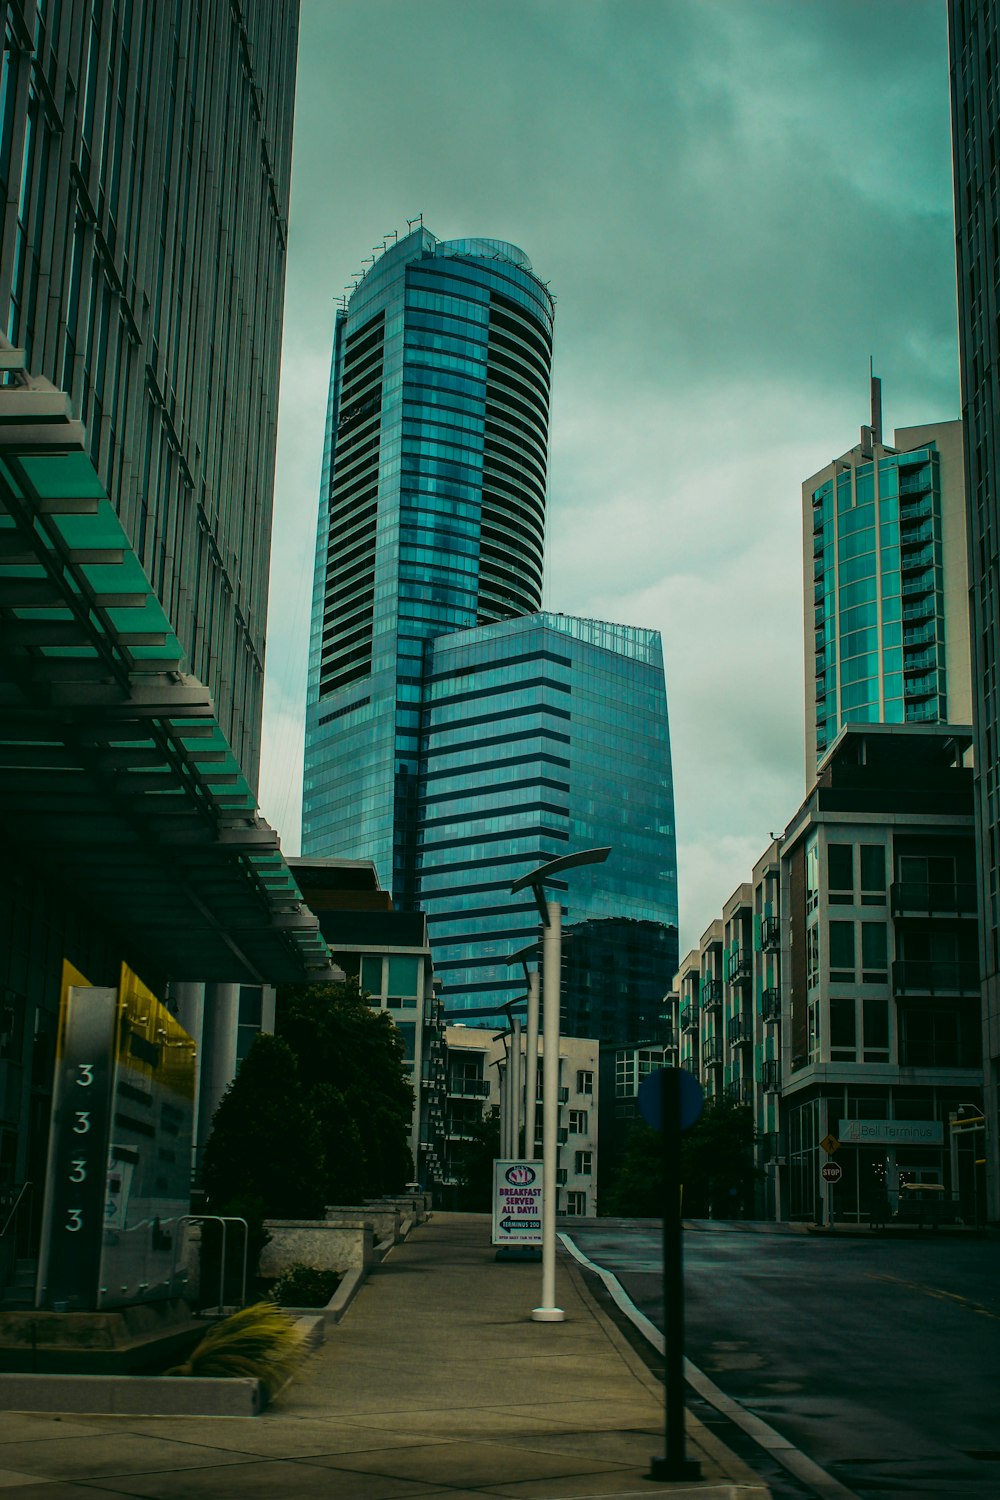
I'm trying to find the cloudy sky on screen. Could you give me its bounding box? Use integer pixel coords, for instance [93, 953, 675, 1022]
[258, 0, 960, 955]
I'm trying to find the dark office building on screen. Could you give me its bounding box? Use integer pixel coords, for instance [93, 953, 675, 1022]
[0, 2, 324, 1311]
[948, 0, 1000, 1215]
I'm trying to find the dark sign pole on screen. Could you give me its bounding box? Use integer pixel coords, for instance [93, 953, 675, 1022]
[648, 1067, 701, 1483]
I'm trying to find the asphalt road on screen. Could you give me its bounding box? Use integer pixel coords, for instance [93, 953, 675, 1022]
[564, 1220, 1000, 1500]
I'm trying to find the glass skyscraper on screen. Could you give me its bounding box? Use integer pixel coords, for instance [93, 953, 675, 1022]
[804, 394, 970, 779]
[418, 614, 678, 1026]
[304, 227, 678, 1031]
[303, 229, 554, 904]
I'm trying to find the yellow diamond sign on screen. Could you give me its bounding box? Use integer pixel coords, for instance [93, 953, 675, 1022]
[820, 1133, 840, 1155]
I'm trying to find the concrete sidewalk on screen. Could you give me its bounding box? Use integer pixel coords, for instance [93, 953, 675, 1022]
[0, 1213, 769, 1499]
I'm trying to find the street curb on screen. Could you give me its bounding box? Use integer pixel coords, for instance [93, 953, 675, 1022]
[561, 1246, 770, 1495]
[560, 1233, 862, 1500]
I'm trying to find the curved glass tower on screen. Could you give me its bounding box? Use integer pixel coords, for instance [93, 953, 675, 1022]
[303, 229, 554, 903]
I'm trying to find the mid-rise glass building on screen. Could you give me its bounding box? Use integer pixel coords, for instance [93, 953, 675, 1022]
[418, 614, 678, 1027]
[804, 404, 970, 779]
[303, 229, 554, 905]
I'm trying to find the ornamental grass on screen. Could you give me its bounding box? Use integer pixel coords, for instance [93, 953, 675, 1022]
[167, 1301, 306, 1398]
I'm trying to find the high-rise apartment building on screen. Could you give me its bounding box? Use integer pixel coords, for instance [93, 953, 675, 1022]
[804, 386, 970, 778]
[305, 227, 679, 1033]
[303, 229, 554, 904]
[948, 0, 1000, 1217]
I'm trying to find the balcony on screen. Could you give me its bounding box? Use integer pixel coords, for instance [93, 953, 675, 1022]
[702, 1035, 723, 1067]
[891, 881, 977, 917]
[680, 1001, 700, 1033]
[906, 700, 943, 723]
[899, 520, 934, 549]
[726, 1078, 751, 1104]
[899, 495, 933, 521]
[903, 624, 936, 648]
[891, 959, 980, 996]
[447, 1078, 490, 1098]
[727, 1013, 753, 1046]
[900, 544, 935, 573]
[701, 978, 723, 1011]
[762, 1059, 781, 1092]
[899, 468, 932, 496]
[760, 914, 780, 950]
[904, 672, 938, 699]
[728, 950, 751, 984]
[901, 572, 935, 598]
[761, 986, 781, 1022]
[680, 1056, 698, 1074]
[902, 597, 935, 623]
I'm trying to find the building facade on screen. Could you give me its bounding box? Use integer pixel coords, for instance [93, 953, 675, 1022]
[289, 858, 447, 1190]
[303, 229, 554, 905]
[443, 1025, 599, 1216]
[0, 0, 297, 782]
[948, 0, 1000, 1218]
[0, 2, 320, 1306]
[679, 727, 984, 1224]
[418, 613, 678, 1028]
[804, 397, 970, 779]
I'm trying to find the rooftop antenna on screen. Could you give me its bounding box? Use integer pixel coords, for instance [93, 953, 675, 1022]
[870, 357, 883, 448]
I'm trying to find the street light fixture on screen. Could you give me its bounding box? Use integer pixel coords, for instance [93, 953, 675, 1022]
[510, 846, 611, 1322]
[506, 942, 542, 1161]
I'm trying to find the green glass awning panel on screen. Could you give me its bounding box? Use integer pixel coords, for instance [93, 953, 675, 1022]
[18, 450, 108, 499]
[0, 397, 332, 987]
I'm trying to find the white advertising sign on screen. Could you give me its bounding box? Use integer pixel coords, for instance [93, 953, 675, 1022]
[838, 1119, 943, 1147]
[492, 1159, 544, 1246]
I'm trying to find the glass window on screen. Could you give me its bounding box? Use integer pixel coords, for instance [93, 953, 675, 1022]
[576, 1070, 594, 1095]
[566, 1190, 587, 1215]
[569, 1109, 588, 1133]
[828, 844, 853, 900]
[574, 1150, 592, 1175]
[863, 999, 889, 1060]
[806, 924, 820, 989]
[830, 997, 857, 1058]
[806, 842, 819, 914]
[861, 923, 888, 981]
[829, 921, 855, 979]
[361, 956, 383, 995]
[387, 955, 420, 995]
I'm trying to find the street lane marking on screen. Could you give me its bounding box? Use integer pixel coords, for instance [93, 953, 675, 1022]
[866, 1271, 1000, 1320]
[560, 1232, 863, 1500]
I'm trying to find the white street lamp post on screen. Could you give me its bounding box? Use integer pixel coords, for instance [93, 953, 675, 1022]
[511, 846, 611, 1324]
[525, 968, 539, 1161]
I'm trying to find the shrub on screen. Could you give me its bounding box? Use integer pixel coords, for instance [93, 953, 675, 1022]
[166, 1301, 306, 1399]
[270, 1263, 340, 1308]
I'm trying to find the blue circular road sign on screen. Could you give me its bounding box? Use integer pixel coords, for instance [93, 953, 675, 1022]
[638, 1067, 704, 1133]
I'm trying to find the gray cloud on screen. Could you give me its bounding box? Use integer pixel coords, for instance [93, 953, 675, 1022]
[261, 0, 961, 953]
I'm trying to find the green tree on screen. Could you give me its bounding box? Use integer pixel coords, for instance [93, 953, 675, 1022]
[202, 979, 414, 1221]
[450, 1106, 501, 1211]
[602, 1096, 758, 1219]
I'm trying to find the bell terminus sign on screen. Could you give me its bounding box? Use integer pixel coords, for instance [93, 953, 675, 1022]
[838, 1119, 943, 1147]
[492, 1160, 544, 1247]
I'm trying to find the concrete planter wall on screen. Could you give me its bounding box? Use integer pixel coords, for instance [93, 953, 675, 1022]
[260, 1219, 374, 1277]
[325, 1206, 401, 1243]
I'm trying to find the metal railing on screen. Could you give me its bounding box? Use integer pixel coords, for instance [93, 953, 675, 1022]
[891, 881, 977, 916]
[761, 987, 781, 1022]
[760, 915, 780, 950]
[727, 1014, 753, 1046]
[892, 959, 980, 995]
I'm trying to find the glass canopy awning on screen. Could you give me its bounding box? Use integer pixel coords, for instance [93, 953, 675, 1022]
[0, 380, 331, 985]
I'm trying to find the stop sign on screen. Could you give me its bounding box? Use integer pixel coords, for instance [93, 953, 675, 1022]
[821, 1161, 842, 1183]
